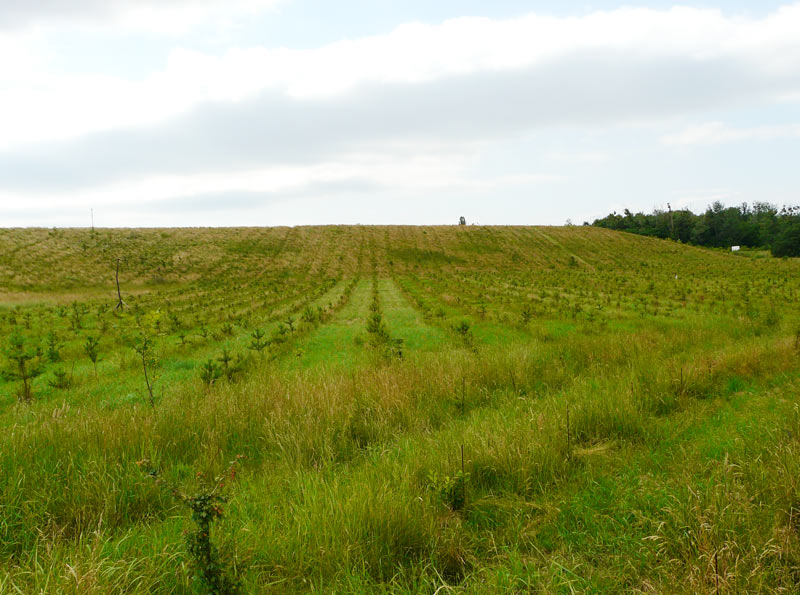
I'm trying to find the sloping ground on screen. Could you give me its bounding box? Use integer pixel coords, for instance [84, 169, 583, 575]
[2, 225, 790, 292]
[0, 226, 799, 593]
[286, 278, 373, 370]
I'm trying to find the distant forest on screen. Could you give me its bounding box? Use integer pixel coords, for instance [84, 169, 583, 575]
[592, 202, 800, 257]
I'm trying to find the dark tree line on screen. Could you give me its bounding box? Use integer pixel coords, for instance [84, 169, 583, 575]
[592, 202, 800, 257]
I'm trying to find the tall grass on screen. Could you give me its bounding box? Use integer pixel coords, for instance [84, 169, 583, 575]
[1, 225, 799, 592]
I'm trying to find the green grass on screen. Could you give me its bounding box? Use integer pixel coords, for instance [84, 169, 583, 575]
[286, 278, 371, 370]
[377, 279, 447, 351]
[0, 225, 799, 593]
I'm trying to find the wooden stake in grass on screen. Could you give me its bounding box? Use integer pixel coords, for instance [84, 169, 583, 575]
[133, 335, 156, 407]
[115, 258, 125, 311]
[566, 404, 572, 461]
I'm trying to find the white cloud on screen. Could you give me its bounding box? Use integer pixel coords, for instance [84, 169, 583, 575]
[0, 0, 286, 33]
[2, 4, 800, 226]
[3, 4, 800, 150]
[662, 121, 800, 145]
[545, 150, 610, 164]
[669, 189, 739, 209]
[0, 149, 561, 210]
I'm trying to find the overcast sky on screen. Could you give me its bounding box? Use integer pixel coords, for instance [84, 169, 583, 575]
[1, 1, 799, 227]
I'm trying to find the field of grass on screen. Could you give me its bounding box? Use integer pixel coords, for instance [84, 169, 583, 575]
[1, 225, 799, 593]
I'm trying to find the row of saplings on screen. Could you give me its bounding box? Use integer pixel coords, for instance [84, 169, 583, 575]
[198, 306, 323, 389]
[1, 330, 102, 402]
[360, 275, 404, 360]
[0, 303, 328, 404]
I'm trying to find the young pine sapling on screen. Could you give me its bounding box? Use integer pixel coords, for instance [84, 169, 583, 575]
[46, 331, 62, 363]
[199, 358, 221, 389]
[3, 332, 44, 402]
[48, 365, 74, 390]
[84, 335, 101, 379]
[284, 315, 296, 334]
[248, 328, 269, 356]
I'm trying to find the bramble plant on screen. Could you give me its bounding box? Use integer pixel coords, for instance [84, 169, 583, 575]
[138, 456, 244, 594]
[427, 469, 469, 512]
[427, 445, 470, 511]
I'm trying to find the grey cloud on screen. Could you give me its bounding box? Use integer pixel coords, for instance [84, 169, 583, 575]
[0, 0, 117, 29]
[0, 0, 224, 30]
[152, 178, 382, 213]
[0, 178, 381, 221]
[1, 49, 798, 192]
[0, 206, 77, 221]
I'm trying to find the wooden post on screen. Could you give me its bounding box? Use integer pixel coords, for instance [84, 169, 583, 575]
[566, 405, 571, 460]
[115, 258, 125, 311]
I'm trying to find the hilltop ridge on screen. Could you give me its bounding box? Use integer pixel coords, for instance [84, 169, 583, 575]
[0, 225, 778, 293]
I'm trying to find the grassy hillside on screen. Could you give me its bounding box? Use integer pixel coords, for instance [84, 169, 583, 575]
[1, 225, 799, 593]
